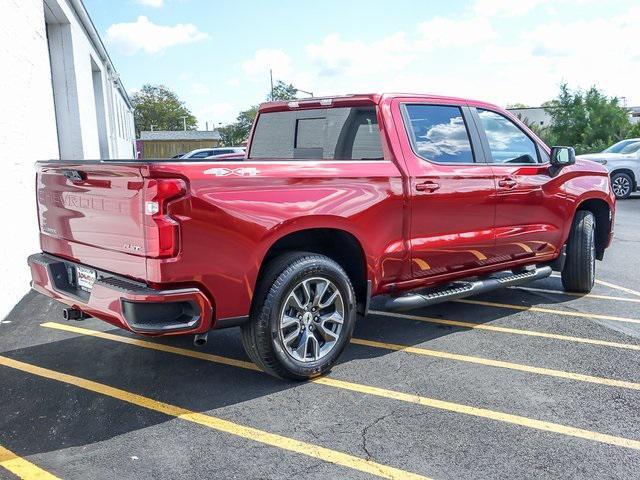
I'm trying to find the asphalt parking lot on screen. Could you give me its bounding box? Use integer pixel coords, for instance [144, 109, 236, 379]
[1, 196, 639, 480]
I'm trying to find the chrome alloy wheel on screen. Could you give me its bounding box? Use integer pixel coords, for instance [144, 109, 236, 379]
[278, 277, 344, 363]
[612, 176, 631, 198]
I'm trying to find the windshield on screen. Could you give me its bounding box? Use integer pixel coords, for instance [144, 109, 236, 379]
[603, 140, 637, 153]
[620, 142, 640, 154]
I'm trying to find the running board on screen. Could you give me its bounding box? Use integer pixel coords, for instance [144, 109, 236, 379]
[384, 266, 553, 312]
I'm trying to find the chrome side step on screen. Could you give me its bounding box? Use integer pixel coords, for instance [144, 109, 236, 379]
[384, 266, 552, 312]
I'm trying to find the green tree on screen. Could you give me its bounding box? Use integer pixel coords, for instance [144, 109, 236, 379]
[236, 105, 259, 132]
[269, 80, 299, 101]
[219, 81, 300, 146]
[545, 84, 631, 154]
[219, 105, 259, 146]
[628, 121, 640, 138]
[131, 84, 197, 136]
[515, 114, 550, 143]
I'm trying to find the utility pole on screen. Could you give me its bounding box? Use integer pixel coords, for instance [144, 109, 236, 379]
[270, 69, 274, 101]
[180, 116, 187, 131]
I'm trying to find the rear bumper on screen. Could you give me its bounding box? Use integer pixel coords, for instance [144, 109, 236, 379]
[28, 253, 213, 335]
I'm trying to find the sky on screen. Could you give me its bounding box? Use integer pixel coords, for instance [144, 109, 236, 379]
[85, 0, 640, 129]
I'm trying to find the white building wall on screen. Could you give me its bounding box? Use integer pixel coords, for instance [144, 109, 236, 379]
[45, 0, 135, 159]
[507, 107, 553, 128]
[509, 106, 639, 127]
[0, 0, 135, 320]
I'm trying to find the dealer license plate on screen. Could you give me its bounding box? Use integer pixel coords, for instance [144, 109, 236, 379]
[76, 266, 97, 292]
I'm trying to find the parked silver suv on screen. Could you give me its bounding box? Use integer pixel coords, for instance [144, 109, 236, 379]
[578, 138, 640, 198]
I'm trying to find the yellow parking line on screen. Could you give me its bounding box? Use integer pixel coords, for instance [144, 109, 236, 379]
[454, 299, 640, 325]
[42, 321, 640, 393]
[351, 338, 640, 390]
[42, 324, 260, 372]
[0, 355, 428, 480]
[350, 338, 640, 391]
[0, 445, 59, 480]
[312, 377, 640, 450]
[550, 274, 640, 298]
[513, 286, 640, 303]
[39, 322, 640, 451]
[368, 310, 640, 352]
[595, 279, 640, 298]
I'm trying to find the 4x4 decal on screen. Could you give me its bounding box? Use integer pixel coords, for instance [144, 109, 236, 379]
[204, 167, 259, 176]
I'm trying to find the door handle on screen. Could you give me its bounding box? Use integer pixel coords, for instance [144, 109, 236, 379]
[415, 181, 440, 192]
[498, 178, 517, 189]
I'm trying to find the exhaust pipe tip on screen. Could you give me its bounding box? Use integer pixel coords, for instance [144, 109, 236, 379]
[63, 307, 86, 321]
[193, 333, 208, 347]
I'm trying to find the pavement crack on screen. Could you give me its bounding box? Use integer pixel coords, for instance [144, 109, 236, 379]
[360, 410, 398, 460]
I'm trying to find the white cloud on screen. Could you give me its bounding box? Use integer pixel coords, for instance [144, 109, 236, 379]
[241, 49, 292, 78]
[136, 0, 163, 7]
[416, 16, 496, 47]
[307, 32, 414, 77]
[202, 5, 640, 126]
[526, 7, 640, 61]
[306, 18, 494, 79]
[300, 5, 640, 108]
[190, 81, 210, 95]
[477, 5, 640, 104]
[471, 0, 551, 17]
[193, 101, 237, 129]
[106, 16, 209, 55]
[471, 0, 599, 17]
[416, 115, 473, 158]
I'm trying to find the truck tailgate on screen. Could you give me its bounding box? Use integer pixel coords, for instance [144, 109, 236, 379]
[36, 162, 148, 277]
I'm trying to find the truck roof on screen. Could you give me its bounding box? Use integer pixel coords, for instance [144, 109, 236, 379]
[259, 93, 499, 112]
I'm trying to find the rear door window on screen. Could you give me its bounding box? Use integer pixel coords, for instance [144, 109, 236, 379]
[402, 104, 475, 164]
[249, 107, 384, 160]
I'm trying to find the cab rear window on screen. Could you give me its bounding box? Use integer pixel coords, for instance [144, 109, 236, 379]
[249, 107, 384, 160]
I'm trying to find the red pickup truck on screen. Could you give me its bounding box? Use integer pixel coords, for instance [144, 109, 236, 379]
[29, 93, 615, 379]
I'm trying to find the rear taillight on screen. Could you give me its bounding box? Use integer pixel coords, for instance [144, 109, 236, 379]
[143, 178, 186, 258]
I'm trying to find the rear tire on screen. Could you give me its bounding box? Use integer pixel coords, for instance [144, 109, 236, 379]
[611, 172, 633, 199]
[561, 210, 596, 293]
[241, 252, 356, 380]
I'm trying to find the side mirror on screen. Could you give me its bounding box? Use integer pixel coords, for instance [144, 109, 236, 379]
[550, 146, 576, 167]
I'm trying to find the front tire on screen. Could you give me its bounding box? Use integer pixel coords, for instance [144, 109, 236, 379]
[611, 172, 633, 199]
[241, 252, 356, 380]
[561, 210, 596, 293]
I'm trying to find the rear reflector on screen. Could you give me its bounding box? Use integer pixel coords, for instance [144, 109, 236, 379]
[143, 178, 186, 258]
